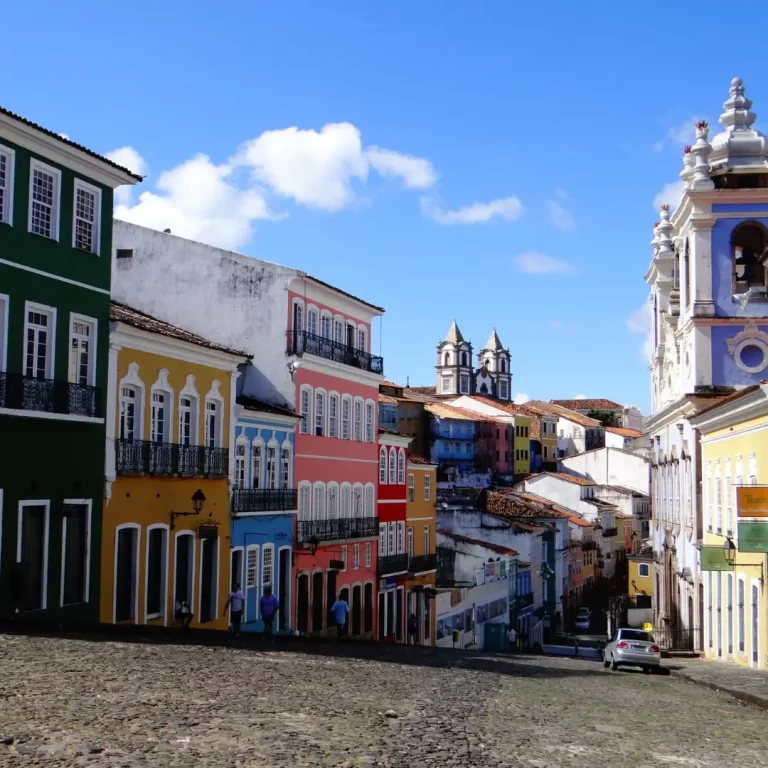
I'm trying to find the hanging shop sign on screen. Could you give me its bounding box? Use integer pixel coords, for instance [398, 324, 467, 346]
[700, 546, 733, 571]
[737, 487, 768, 518]
[737, 522, 768, 553]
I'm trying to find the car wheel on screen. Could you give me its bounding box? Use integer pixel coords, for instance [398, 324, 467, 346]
[603, 654, 610, 668]
[611, 655, 619, 671]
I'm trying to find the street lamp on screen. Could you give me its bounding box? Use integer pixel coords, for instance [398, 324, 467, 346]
[170, 489, 207, 530]
[307, 535, 320, 556]
[724, 536, 738, 566]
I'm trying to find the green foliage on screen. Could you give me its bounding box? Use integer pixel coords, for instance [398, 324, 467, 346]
[586, 409, 616, 427]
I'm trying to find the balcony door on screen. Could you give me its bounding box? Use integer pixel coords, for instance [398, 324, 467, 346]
[352, 585, 362, 636]
[278, 549, 291, 631]
[25, 308, 52, 379]
[115, 527, 138, 622]
[297, 574, 309, 633]
[199, 536, 217, 623]
[312, 572, 324, 632]
[346, 323, 354, 349]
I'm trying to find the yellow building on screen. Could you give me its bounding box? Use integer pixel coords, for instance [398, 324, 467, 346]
[101, 303, 247, 630]
[691, 384, 768, 668]
[405, 454, 438, 645]
[513, 415, 532, 475]
[628, 549, 653, 599]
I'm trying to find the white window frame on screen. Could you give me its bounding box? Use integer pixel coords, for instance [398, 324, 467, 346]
[28, 159, 61, 241]
[424, 473, 431, 501]
[234, 439, 248, 489]
[313, 481, 326, 520]
[67, 313, 97, 387]
[352, 483, 364, 517]
[379, 446, 388, 484]
[379, 523, 387, 555]
[408, 473, 415, 502]
[118, 364, 145, 441]
[172, 530, 196, 618]
[365, 541, 372, 568]
[354, 397, 363, 441]
[251, 437, 265, 489]
[72, 178, 102, 255]
[204, 385, 224, 449]
[357, 326, 367, 352]
[715, 462, 722, 535]
[280, 441, 292, 489]
[365, 399, 374, 442]
[143, 522, 169, 622]
[353, 543, 360, 570]
[245, 544, 259, 592]
[113, 522, 141, 623]
[341, 396, 352, 440]
[0, 293, 9, 373]
[407, 526, 414, 558]
[327, 482, 339, 520]
[320, 311, 332, 340]
[389, 447, 397, 484]
[638, 563, 650, 577]
[329, 391, 339, 438]
[262, 545, 274, 588]
[341, 483, 352, 518]
[0, 144, 15, 226]
[299, 385, 312, 435]
[59, 499, 92, 607]
[151, 389, 171, 444]
[333, 316, 345, 344]
[23, 301, 57, 380]
[298, 481, 312, 521]
[398, 448, 406, 484]
[364, 483, 375, 517]
[423, 526, 430, 555]
[306, 305, 319, 337]
[266, 442, 278, 489]
[314, 388, 326, 437]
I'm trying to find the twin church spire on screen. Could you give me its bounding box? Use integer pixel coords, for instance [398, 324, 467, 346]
[435, 321, 512, 400]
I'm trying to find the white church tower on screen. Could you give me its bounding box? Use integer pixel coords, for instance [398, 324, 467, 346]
[646, 77, 768, 647]
[476, 329, 512, 400]
[436, 321, 473, 396]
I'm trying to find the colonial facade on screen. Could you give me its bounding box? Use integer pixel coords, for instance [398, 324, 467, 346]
[102, 303, 245, 629]
[647, 77, 768, 645]
[0, 107, 139, 623]
[230, 389, 299, 634]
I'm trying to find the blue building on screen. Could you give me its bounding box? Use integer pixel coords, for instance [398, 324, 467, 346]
[425, 403, 477, 481]
[230, 391, 300, 634]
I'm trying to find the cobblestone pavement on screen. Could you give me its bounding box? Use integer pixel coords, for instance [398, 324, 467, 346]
[2, 634, 768, 768]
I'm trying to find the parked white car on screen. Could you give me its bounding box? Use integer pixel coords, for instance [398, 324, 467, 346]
[574, 608, 591, 631]
[603, 628, 661, 673]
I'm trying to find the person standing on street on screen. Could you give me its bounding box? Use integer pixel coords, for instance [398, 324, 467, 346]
[260, 584, 280, 642]
[407, 613, 418, 645]
[330, 594, 350, 643]
[508, 625, 517, 653]
[224, 583, 245, 637]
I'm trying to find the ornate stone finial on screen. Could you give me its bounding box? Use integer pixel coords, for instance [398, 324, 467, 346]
[656, 206, 675, 256]
[679, 145, 695, 186]
[720, 76, 756, 131]
[690, 121, 714, 190]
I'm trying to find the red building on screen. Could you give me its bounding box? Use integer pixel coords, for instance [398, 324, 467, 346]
[377, 429, 412, 641]
[288, 278, 384, 638]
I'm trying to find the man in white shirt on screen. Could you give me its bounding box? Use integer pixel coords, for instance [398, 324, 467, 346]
[224, 583, 245, 637]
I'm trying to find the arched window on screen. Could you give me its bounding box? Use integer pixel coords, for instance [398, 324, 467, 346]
[389, 447, 397, 484]
[397, 448, 406, 484]
[313, 482, 326, 520]
[341, 483, 352, 518]
[443, 352, 450, 366]
[732, 221, 768, 291]
[460, 351, 468, 367]
[327, 483, 339, 520]
[380, 446, 388, 484]
[365, 484, 375, 517]
[500, 359, 506, 373]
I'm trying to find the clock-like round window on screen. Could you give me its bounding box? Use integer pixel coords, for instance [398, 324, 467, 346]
[734, 339, 768, 374]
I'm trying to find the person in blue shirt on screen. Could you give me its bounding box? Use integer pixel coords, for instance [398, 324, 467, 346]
[259, 584, 280, 642]
[330, 594, 350, 643]
[223, 583, 245, 637]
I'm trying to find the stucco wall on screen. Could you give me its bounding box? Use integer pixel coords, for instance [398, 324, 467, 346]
[559, 448, 650, 495]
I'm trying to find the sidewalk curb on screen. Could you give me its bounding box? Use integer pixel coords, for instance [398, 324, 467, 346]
[670, 669, 768, 710]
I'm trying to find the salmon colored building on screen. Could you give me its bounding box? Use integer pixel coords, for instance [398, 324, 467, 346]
[287, 278, 384, 638]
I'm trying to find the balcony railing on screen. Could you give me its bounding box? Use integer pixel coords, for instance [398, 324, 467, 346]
[0, 372, 101, 418]
[582, 540, 598, 550]
[116, 440, 229, 477]
[232, 488, 298, 514]
[408, 553, 437, 574]
[378, 553, 410, 576]
[297, 517, 379, 544]
[286, 330, 384, 375]
[601, 527, 618, 538]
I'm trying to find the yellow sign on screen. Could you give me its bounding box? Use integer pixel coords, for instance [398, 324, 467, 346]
[737, 487, 768, 518]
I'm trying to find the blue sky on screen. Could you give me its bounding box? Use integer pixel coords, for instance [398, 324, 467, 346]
[8, 2, 768, 412]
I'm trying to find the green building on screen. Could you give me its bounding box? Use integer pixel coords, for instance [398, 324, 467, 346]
[0, 106, 140, 623]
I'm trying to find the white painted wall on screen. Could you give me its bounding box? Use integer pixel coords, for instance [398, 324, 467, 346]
[558, 448, 650, 496]
[435, 578, 510, 650]
[520, 475, 599, 523]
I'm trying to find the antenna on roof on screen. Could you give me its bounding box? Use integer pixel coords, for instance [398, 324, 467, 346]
[406, 376, 410, 387]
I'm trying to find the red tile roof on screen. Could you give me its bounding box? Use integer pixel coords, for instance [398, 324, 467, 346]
[0, 105, 144, 181]
[690, 383, 765, 418]
[408, 454, 437, 467]
[438, 529, 518, 557]
[486, 490, 571, 520]
[551, 398, 624, 411]
[526, 400, 602, 428]
[468, 396, 541, 438]
[110, 302, 250, 358]
[378, 393, 400, 404]
[568, 515, 593, 528]
[605, 426, 644, 438]
[527, 472, 596, 487]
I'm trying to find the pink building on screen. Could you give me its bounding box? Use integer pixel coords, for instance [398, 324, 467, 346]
[288, 281, 384, 638]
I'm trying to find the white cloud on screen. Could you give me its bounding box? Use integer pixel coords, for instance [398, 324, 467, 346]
[653, 116, 704, 153]
[365, 146, 438, 189]
[547, 198, 575, 231]
[513, 393, 530, 404]
[514, 251, 575, 275]
[421, 196, 523, 225]
[550, 320, 565, 330]
[652, 141, 664, 153]
[109, 123, 435, 250]
[106, 146, 149, 206]
[574, 394, 587, 400]
[554, 187, 569, 201]
[114, 153, 281, 251]
[652, 179, 685, 213]
[626, 301, 653, 362]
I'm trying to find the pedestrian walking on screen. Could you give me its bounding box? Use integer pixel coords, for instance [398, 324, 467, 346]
[508, 625, 517, 653]
[407, 613, 418, 645]
[175, 599, 193, 630]
[260, 584, 280, 642]
[330, 594, 350, 643]
[224, 583, 245, 637]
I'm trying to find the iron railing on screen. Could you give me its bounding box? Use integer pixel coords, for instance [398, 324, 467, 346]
[297, 517, 379, 544]
[0, 372, 100, 417]
[408, 553, 438, 574]
[378, 553, 410, 576]
[232, 488, 298, 514]
[651, 627, 701, 652]
[286, 330, 384, 375]
[116, 440, 229, 477]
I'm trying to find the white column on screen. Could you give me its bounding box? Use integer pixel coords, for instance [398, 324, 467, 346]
[104, 342, 121, 504]
[228, 367, 241, 490]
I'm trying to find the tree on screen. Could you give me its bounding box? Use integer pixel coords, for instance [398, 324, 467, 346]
[587, 409, 616, 427]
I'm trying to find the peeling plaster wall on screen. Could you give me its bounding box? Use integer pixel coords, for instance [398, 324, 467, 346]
[112, 221, 300, 406]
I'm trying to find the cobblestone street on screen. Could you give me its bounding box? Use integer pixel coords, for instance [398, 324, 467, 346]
[2, 634, 768, 767]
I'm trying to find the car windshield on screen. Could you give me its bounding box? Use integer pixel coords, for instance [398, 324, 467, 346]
[577, 608, 589, 614]
[619, 630, 653, 642]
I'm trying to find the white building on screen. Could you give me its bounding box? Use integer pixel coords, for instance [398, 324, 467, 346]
[527, 401, 604, 458]
[645, 77, 768, 643]
[558, 447, 650, 496]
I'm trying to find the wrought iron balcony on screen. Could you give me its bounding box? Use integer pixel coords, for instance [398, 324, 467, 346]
[582, 540, 598, 550]
[116, 440, 229, 477]
[297, 517, 379, 544]
[378, 553, 410, 576]
[0, 372, 101, 418]
[232, 488, 298, 514]
[601, 527, 618, 538]
[286, 330, 384, 375]
[408, 553, 437, 574]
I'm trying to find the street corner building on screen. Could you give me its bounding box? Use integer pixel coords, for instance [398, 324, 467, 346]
[0, 106, 140, 623]
[229, 391, 300, 635]
[101, 303, 247, 630]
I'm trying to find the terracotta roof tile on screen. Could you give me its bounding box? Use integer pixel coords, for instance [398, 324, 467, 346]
[605, 426, 644, 438]
[438, 529, 518, 557]
[526, 400, 602, 428]
[110, 302, 250, 358]
[467, 396, 542, 438]
[1, 106, 144, 181]
[690, 383, 766, 418]
[551, 398, 624, 411]
[528, 472, 596, 486]
[425, 402, 500, 422]
[568, 515, 593, 528]
[378, 394, 400, 404]
[485, 490, 571, 520]
[408, 454, 436, 466]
